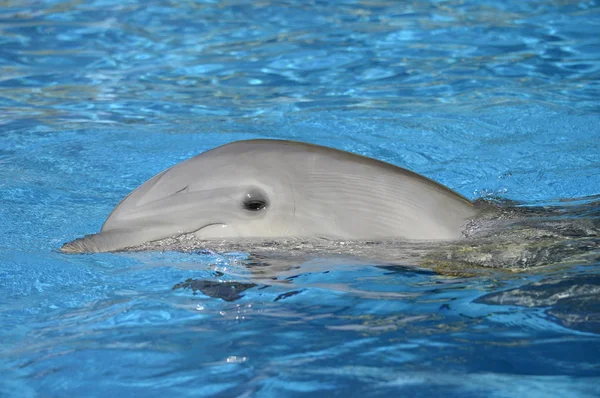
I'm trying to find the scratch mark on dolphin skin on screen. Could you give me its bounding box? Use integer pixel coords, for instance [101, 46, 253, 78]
[175, 185, 189, 194]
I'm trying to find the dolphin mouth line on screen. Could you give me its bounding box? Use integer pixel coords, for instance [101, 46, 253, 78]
[192, 223, 227, 236]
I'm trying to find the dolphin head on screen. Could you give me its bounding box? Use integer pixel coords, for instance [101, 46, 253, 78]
[61, 139, 477, 253]
[102, 141, 298, 240]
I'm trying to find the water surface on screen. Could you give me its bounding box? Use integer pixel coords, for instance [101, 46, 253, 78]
[1, 0, 600, 397]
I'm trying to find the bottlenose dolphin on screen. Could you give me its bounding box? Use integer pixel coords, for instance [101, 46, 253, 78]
[61, 139, 478, 253]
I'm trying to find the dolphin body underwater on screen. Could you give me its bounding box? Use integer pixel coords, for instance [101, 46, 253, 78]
[61, 139, 599, 269]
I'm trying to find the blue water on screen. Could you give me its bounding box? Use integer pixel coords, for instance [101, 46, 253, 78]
[1, 0, 600, 396]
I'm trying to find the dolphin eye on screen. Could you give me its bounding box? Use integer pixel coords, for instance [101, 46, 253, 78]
[245, 200, 266, 211]
[243, 189, 268, 212]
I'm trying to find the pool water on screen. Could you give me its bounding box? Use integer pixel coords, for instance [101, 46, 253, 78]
[1, 0, 600, 397]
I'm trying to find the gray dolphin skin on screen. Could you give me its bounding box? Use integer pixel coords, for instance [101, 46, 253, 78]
[61, 139, 478, 253]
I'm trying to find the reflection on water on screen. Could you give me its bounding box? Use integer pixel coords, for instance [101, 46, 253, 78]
[478, 273, 600, 334]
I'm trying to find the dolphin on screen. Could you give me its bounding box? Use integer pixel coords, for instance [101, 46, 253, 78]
[61, 139, 478, 253]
